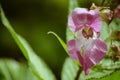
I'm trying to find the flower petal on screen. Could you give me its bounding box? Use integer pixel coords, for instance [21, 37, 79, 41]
[68, 8, 88, 32]
[68, 8, 102, 32]
[83, 39, 107, 75]
[67, 39, 83, 65]
[89, 10, 102, 32]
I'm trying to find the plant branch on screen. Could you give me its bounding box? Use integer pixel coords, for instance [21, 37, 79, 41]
[75, 66, 83, 80]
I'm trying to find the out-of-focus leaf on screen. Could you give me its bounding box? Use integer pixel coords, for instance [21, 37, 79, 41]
[48, 31, 68, 53]
[100, 22, 110, 41]
[109, 18, 120, 47]
[66, 27, 75, 42]
[98, 58, 120, 70]
[109, 18, 120, 31]
[0, 6, 56, 80]
[100, 21, 111, 49]
[61, 58, 79, 80]
[79, 69, 113, 80]
[69, 0, 78, 13]
[91, 69, 120, 80]
[0, 59, 37, 80]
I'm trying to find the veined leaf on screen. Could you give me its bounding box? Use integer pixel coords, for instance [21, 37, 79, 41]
[0, 6, 56, 80]
[91, 69, 120, 80]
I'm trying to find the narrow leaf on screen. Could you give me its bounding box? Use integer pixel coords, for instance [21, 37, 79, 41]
[0, 6, 56, 80]
[48, 31, 68, 53]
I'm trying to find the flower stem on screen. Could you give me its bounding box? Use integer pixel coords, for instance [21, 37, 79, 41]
[75, 66, 83, 80]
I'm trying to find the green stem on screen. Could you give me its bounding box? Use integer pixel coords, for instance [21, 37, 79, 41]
[75, 66, 83, 80]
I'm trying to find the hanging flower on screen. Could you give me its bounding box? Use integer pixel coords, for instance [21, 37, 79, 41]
[67, 8, 107, 75]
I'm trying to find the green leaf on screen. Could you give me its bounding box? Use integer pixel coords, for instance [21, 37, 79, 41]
[109, 18, 120, 46]
[66, 27, 75, 42]
[69, 0, 78, 13]
[0, 59, 37, 80]
[0, 6, 56, 80]
[100, 21, 110, 41]
[48, 31, 68, 53]
[91, 69, 120, 80]
[109, 18, 120, 31]
[61, 58, 79, 80]
[100, 21, 111, 49]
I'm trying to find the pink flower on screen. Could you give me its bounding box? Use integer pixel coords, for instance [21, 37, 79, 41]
[67, 8, 107, 75]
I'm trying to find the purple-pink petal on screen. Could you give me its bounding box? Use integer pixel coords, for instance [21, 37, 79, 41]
[67, 40, 83, 65]
[89, 10, 102, 32]
[84, 39, 107, 75]
[67, 39, 107, 75]
[68, 8, 102, 32]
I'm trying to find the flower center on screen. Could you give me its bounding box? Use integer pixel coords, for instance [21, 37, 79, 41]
[82, 27, 93, 39]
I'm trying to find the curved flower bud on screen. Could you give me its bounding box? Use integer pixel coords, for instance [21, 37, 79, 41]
[67, 8, 107, 75]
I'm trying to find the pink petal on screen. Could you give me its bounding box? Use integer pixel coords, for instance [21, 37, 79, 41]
[68, 8, 88, 32]
[68, 8, 102, 32]
[67, 39, 83, 65]
[89, 10, 102, 32]
[83, 39, 107, 75]
[67, 38, 107, 75]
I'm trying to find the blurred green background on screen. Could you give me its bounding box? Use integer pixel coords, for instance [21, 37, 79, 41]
[0, 0, 120, 80]
[0, 0, 68, 79]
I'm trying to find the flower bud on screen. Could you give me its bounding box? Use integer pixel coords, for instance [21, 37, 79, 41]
[100, 8, 113, 24]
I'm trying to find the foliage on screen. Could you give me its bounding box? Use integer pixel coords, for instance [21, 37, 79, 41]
[0, 6, 56, 80]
